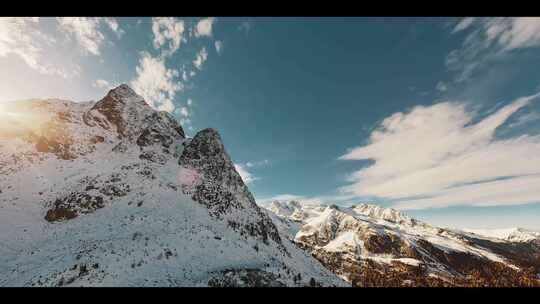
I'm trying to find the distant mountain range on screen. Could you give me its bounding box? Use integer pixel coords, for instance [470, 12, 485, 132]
[263, 201, 540, 287]
[0, 84, 538, 287]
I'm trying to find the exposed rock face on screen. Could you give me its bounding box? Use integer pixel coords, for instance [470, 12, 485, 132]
[137, 112, 185, 149]
[179, 128, 284, 248]
[45, 193, 105, 222]
[84, 84, 154, 139]
[264, 201, 540, 287]
[207, 269, 286, 287]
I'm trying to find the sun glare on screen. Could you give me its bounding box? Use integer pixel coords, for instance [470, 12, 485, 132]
[0, 102, 52, 137]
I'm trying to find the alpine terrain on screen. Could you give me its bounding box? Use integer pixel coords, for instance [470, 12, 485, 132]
[1, 84, 539, 287]
[264, 201, 540, 287]
[0, 85, 346, 287]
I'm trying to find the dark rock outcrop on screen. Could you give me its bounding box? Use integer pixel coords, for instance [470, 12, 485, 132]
[84, 84, 153, 139]
[179, 128, 284, 248]
[207, 269, 286, 287]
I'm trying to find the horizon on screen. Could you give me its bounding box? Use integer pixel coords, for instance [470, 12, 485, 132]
[2, 17, 540, 230]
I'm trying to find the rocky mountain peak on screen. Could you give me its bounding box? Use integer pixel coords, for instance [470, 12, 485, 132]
[106, 84, 139, 99]
[178, 127, 257, 214]
[0, 87, 348, 287]
[179, 128, 284, 247]
[84, 84, 154, 139]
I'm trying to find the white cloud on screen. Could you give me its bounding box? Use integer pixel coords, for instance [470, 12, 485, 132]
[130, 52, 182, 113]
[0, 17, 73, 78]
[238, 21, 252, 34]
[491, 17, 540, 51]
[92, 79, 110, 89]
[215, 40, 223, 54]
[57, 17, 122, 56]
[151, 17, 185, 56]
[452, 17, 476, 33]
[232, 160, 271, 186]
[193, 47, 208, 70]
[339, 93, 540, 209]
[194, 17, 216, 37]
[179, 106, 189, 117]
[508, 110, 540, 128]
[103, 17, 124, 38]
[392, 174, 540, 210]
[436, 81, 448, 92]
[244, 159, 270, 168]
[234, 163, 257, 184]
[174, 97, 195, 129]
[447, 17, 540, 82]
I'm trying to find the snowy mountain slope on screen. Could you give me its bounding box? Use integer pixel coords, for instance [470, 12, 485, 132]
[264, 201, 540, 287]
[0, 85, 346, 287]
[463, 228, 540, 243]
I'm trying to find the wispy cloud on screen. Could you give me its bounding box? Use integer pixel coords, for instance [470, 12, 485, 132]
[130, 52, 182, 113]
[193, 47, 208, 70]
[174, 98, 195, 130]
[234, 163, 258, 184]
[194, 17, 216, 38]
[447, 17, 540, 82]
[151, 17, 185, 56]
[238, 21, 252, 35]
[103, 18, 124, 39]
[0, 17, 75, 78]
[436, 81, 448, 92]
[508, 110, 540, 128]
[215, 40, 223, 54]
[56, 17, 123, 56]
[245, 159, 269, 168]
[92, 79, 111, 89]
[452, 17, 476, 33]
[339, 92, 540, 210]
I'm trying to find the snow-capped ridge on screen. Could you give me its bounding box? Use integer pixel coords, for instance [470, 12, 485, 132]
[263, 200, 540, 286]
[352, 203, 415, 225]
[464, 227, 540, 243]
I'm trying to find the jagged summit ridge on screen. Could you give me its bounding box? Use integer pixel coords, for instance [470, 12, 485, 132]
[84, 84, 156, 139]
[464, 227, 540, 243]
[353, 203, 414, 225]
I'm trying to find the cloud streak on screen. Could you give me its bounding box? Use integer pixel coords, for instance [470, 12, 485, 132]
[339, 93, 540, 210]
[234, 163, 257, 184]
[56, 17, 123, 56]
[0, 18, 76, 78]
[447, 17, 540, 82]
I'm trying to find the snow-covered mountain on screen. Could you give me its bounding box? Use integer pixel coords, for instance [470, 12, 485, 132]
[463, 228, 540, 243]
[264, 201, 540, 287]
[2, 84, 538, 287]
[0, 85, 346, 287]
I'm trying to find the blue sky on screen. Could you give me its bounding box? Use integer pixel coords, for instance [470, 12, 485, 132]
[2, 17, 540, 230]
